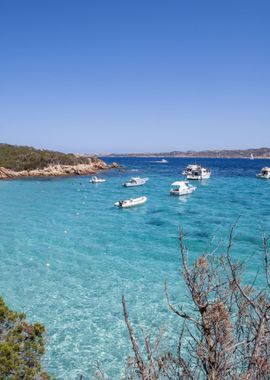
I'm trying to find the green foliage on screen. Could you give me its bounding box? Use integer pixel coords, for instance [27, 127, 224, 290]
[0, 297, 53, 379]
[0, 143, 90, 171]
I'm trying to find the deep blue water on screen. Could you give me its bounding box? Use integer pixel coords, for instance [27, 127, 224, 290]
[0, 157, 270, 379]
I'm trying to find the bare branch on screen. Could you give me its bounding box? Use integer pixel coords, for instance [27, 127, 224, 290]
[122, 295, 147, 379]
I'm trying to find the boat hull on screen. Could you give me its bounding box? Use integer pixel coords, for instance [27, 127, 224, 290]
[90, 179, 106, 183]
[256, 174, 270, 179]
[123, 182, 145, 187]
[122, 178, 149, 187]
[170, 188, 196, 196]
[186, 173, 211, 180]
[114, 196, 147, 208]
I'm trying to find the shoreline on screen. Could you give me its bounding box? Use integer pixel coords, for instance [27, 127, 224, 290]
[0, 161, 118, 180]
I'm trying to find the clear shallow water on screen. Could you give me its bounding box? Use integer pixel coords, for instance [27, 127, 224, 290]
[0, 157, 270, 379]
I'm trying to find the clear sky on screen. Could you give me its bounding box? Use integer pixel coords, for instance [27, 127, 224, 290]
[0, 0, 269, 153]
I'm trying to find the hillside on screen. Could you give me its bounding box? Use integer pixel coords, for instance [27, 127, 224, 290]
[0, 143, 93, 171]
[107, 147, 270, 158]
[0, 143, 118, 180]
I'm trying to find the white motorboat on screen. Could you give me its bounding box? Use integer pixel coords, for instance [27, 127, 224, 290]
[182, 164, 201, 176]
[114, 196, 147, 208]
[90, 176, 106, 183]
[256, 167, 270, 179]
[170, 181, 196, 196]
[183, 164, 211, 180]
[122, 177, 149, 187]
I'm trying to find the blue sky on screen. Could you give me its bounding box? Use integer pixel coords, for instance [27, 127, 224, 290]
[0, 0, 269, 153]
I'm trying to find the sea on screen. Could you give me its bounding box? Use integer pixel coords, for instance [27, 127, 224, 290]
[0, 157, 269, 379]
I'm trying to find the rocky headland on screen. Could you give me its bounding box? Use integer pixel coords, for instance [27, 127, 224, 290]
[0, 143, 118, 180]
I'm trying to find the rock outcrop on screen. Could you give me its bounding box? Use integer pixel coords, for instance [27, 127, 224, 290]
[0, 161, 118, 180]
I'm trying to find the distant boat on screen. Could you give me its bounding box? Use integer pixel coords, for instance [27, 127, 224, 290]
[154, 158, 168, 163]
[114, 196, 147, 208]
[256, 167, 270, 179]
[122, 177, 149, 187]
[90, 176, 106, 183]
[250, 154, 254, 160]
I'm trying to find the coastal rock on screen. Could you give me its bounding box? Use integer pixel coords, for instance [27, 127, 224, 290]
[0, 159, 118, 180]
[0, 167, 27, 179]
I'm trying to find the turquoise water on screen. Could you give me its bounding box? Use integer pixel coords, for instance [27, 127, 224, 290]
[0, 158, 270, 379]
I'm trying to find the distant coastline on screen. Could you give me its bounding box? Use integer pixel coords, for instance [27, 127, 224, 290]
[104, 147, 270, 159]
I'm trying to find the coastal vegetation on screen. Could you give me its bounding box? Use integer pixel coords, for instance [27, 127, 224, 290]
[122, 227, 270, 379]
[0, 297, 52, 379]
[0, 143, 91, 171]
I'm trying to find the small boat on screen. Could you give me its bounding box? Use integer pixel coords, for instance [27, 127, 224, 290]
[170, 181, 196, 196]
[182, 164, 201, 176]
[90, 176, 106, 183]
[250, 154, 255, 160]
[122, 177, 149, 187]
[114, 196, 147, 208]
[256, 167, 270, 179]
[157, 158, 168, 163]
[183, 164, 211, 180]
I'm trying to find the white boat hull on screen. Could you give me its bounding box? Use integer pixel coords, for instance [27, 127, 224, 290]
[186, 173, 211, 180]
[123, 182, 145, 187]
[114, 196, 147, 208]
[170, 187, 196, 196]
[90, 179, 106, 183]
[257, 174, 270, 179]
[122, 177, 149, 187]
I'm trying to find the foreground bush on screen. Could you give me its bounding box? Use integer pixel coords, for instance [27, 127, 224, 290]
[122, 227, 270, 380]
[0, 297, 52, 379]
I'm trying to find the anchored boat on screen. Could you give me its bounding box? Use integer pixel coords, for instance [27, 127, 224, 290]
[114, 196, 147, 208]
[182, 164, 201, 176]
[183, 164, 211, 180]
[122, 177, 149, 187]
[170, 181, 196, 196]
[90, 176, 106, 183]
[256, 167, 270, 179]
